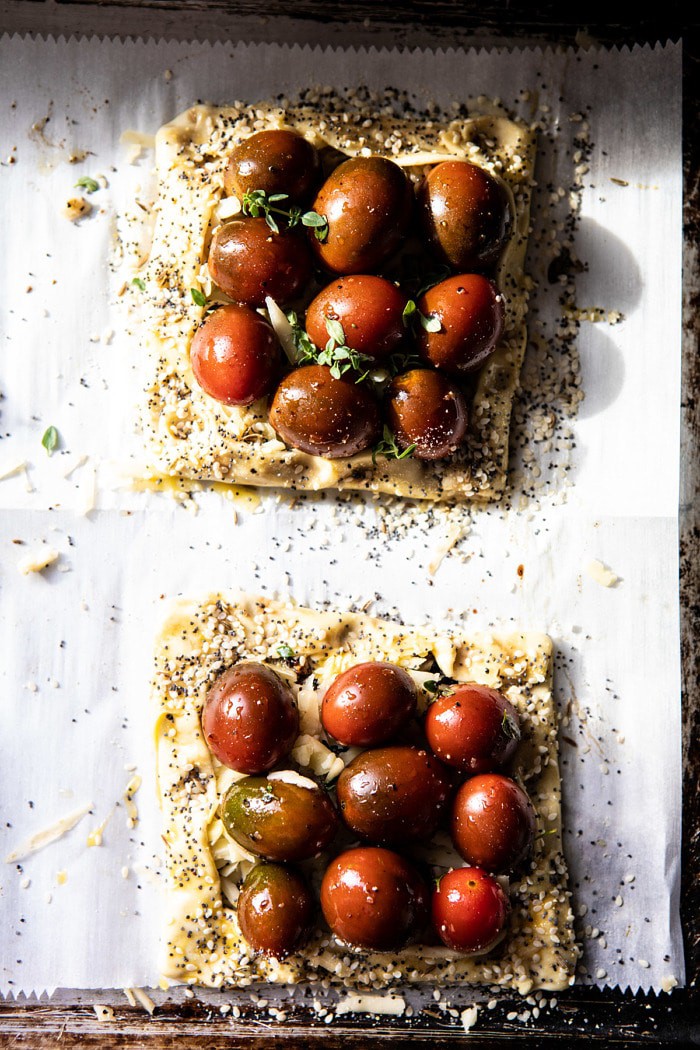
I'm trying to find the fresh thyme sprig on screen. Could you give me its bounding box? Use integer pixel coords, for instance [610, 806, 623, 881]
[372, 425, 416, 464]
[241, 189, 328, 241]
[402, 298, 442, 333]
[285, 313, 374, 383]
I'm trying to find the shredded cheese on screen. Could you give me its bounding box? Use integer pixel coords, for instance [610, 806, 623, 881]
[4, 803, 93, 862]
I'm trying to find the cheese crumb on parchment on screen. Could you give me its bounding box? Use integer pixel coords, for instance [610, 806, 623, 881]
[17, 546, 60, 575]
[585, 559, 620, 588]
[63, 196, 92, 221]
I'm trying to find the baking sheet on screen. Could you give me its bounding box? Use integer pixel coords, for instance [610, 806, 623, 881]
[0, 34, 683, 997]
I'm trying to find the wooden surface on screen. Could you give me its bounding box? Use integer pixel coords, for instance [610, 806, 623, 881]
[0, 2, 698, 1047]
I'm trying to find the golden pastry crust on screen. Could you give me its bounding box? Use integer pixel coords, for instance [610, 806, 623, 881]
[137, 98, 536, 501]
[154, 593, 578, 993]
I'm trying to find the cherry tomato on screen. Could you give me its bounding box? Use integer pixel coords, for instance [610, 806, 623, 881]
[222, 773, 339, 861]
[417, 274, 504, 374]
[322, 661, 417, 747]
[305, 276, 408, 360]
[190, 304, 281, 406]
[425, 684, 520, 774]
[202, 662, 299, 774]
[224, 129, 319, 203]
[336, 745, 453, 844]
[237, 862, 313, 957]
[310, 157, 413, 274]
[431, 866, 510, 952]
[451, 773, 536, 873]
[320, 846, 429, 950]
[269, 364, 381, 458]
[386, 369, 467, 460]
[418, 160, 511, 272]
[208, 217, 312, 307]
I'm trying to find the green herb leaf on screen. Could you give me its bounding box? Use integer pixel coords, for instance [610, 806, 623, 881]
[420, 312, 442, 333]
[190, 287, 207, 307]
[402, 299, 417, 326]
[325, 317, 346, 347]
[75, 175, 100, 194]
[372, 425, 416, 463]
[423, 680, 439, 694]
[276, 642, 295, 660]
[265, 212, 280, 234]
[402, 298, 442, 334]
[268, 193, 289, 203]
[41, 425, 59, 456]
[132, 277, 146, 291]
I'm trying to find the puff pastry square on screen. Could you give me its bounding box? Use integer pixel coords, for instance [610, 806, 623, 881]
[153, 594, 578, 993]
[136, 97, 536, 502]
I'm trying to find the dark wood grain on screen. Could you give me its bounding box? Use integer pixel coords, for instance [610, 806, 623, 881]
[0, 3, 698, 1046]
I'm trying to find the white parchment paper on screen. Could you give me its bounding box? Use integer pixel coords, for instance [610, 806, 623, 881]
[0, 34, 683, 998]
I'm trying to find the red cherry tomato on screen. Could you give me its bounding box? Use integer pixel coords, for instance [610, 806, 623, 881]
[310, 157, 414, 274]
[208, 217, 312, 307]
[269, 364, 381, 458]
[321, 661, 417, 747]
[417, 274, 504, 375]
[237, 863, 313, 957]
[425, 683, 520, 774]
[451, 773, 536, 873]
[418, 160, 511, 272]
[320, 846, 429, 950]
[202, 662, 299, 774]
[386, 369, 468, 461]
[306, 276, 408, 360]
[190, 305, 281, 406]
[431, 866, 510, 953]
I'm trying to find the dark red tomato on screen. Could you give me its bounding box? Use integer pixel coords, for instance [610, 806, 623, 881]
[417, 274, 504, 374]
[190, 305, 281, 406]
[320, 846, 429, 950]
[425, 684, 521, 774]
[386, 369, 467, 461]
[321, 661, 417, 747]
[208, 217, 312, 307]
[418, 161, 511, 272]
[305, 276, 408, 360]
[202, 662, 299, 774]
[336, 745, 453, 844]
[269, 364, 381, 458]
[224, 129, 319, 203]
[432, 866, 510, 953]
[237, 863, 313, 957]
[451, 773, 536, 873]
[310, 157, 413, 274]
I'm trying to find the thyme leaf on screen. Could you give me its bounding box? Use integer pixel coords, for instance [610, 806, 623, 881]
[276, 642, 295, 660]
[75, 175, 99, 194]
[131, 277, 146, 291]
[372, 425, 416, 464]
[402, 298, 442, 334]
[41, 425, 59, 456]
[190, 287, 207, 307]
